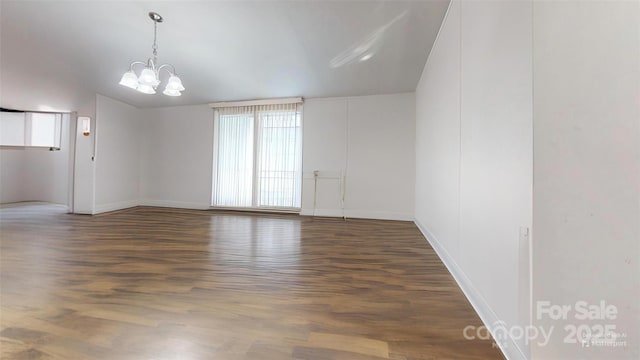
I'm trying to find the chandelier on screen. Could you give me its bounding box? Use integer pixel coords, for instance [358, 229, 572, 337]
[119, 12, 184, 96]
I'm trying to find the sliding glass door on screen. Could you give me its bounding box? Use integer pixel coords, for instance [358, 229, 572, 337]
[212, 103, 302, 210]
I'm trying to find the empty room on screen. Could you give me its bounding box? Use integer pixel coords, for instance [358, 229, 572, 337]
[0, 1, 638, 359]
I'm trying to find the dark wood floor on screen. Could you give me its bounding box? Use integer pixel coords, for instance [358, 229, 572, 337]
[0, 203, 503, 360]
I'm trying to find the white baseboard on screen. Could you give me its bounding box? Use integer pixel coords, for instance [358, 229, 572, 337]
[300, 208, 344, 217]
[138, 199, 210, 210]
[345, 210, 413, 221]
[414, 219, 527, 360]
[93, 199, 139, 214]
[300, 208, 413, 221]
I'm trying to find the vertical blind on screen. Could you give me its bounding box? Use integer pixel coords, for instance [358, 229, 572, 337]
[212, 103, 302, 209]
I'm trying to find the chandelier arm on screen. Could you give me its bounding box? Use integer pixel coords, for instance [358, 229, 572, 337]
[157, 64, 177, 76]
[146, 58, 158, 72]
[129, 61, 147, 72]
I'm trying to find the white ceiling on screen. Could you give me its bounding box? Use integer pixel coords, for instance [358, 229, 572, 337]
[0, 1, 449, 110]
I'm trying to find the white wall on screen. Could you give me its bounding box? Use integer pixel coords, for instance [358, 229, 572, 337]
[74, 97, 97, 214]
[23, 113, 72, 205]
[301, 97, 348, 215]
[415, 1, 532, 359]
[345, 94, 416, 220]
[415, 0, 462, 266]
[0, 94, 137, 215]
[532, 1, 640, 359]
[459, 1, 533, 356]
[136, 93, 415, 221]
[1, 113, 72, 206]
[302, 93, 416, 220]
[0, 148, 26, 203]
[139, 104, 214, 210]
[93, 94, 140, 213]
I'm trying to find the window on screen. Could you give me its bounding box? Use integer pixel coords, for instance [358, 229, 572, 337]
[212, 102, 302, 210]
[0, 111, 62, 149]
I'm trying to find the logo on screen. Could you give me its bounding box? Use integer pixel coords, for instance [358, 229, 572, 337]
[463, 300, 627, 349]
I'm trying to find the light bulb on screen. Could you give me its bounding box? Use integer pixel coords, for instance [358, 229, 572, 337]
[136, 84, 156, 94]
[119, 71, 138, 89]
[138, 68, 159, 86]
[165, 75, 185, 91]
[162, 88, 181, 96]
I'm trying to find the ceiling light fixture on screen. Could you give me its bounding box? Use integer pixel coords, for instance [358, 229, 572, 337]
[119, 12, 184, 96]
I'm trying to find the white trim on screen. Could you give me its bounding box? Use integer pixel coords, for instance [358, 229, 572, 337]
[299, 208, 413, 221]
[0, 201, 67, 210]
[209, 206, 299, 215]
[138, 199, 210, 210]
[67, 112, 77, 213]
[93, 200, 139, 214]
[413, 219, 527, 360]
[0, 146, 61, 150]
[299, 209, 314, 216]
[209, 97, 303, 108]
[210, 205, 299, 213]
[345, 210, 413, 221]
[300, 208, 343, 218]
[211, 109, 220, 206]
[297, 104, 305, 211]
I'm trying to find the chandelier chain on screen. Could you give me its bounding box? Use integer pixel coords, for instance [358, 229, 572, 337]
[152, 20, 158, 62]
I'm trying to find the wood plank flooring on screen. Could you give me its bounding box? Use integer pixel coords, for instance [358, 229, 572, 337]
[0, 204, 503, 359]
